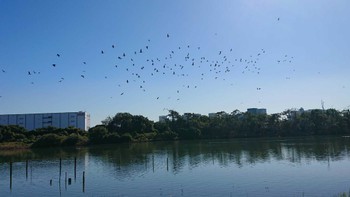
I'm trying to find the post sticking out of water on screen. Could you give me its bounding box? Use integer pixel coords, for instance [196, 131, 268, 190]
[10, 161, 13, 190]
[82, 171, 85, 193]
[152, 155, 154, 173]
[167, 157, 169, 172]
[26, 160, 28, 179]
[74, 157, 77, 181]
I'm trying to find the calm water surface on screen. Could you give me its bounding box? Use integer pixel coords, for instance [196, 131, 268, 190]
[1, 137, 350, 196]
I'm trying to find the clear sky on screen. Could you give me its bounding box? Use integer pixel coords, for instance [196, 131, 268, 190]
[0, 0, 349, 126]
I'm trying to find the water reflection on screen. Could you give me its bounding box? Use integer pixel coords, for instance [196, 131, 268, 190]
[0, 137, 350, 196]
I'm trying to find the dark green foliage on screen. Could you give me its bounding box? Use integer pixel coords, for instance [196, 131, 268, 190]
[105, 113, 154, 135]
[155, 131, 178, 140]
[31, 134, 63, 148]
[120, 133, 133, 142]
[107, 133, 121, 143]
[62, 134, 88, 146]
[2, 108, 350, 148]
[88, 126, 108, 144]
[86, 109, 350, 144]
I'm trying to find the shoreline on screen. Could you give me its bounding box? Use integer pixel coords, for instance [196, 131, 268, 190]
[1, 135, 347, 151]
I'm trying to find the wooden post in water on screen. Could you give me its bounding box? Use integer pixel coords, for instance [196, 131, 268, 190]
[152, 155, 154, 173]
[82, 171, 85, 193]
[26, 160, 28, 180]
[10, 161, 13, 190]
[74, 157, 77, 181]
[166, 157, 169, 172]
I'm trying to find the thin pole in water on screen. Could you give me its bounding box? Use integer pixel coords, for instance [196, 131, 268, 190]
[10, 161, 13, 190]
[74, 157, 77, 181]
[82, 171, 85, 193]
[166, 157, 169, 172]
[152, 155, 154, 173]
[26, 160, 28, 180]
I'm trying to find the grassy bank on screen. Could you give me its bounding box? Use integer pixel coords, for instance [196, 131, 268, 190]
[0, 142, 31, 150]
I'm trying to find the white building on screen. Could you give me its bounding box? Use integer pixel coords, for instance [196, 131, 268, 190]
[0, 111, 90, 131]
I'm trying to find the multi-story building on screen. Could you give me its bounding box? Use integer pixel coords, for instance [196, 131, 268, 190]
[0, 111, 90, 131]
[247, 108, 267, 115]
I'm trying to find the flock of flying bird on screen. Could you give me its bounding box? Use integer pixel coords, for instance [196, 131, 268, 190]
[0, 18, 296, 103]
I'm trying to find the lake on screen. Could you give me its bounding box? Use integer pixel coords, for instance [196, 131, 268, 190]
[1, 137, 350, 196]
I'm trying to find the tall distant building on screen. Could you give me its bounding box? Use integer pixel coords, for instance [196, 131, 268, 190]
[0, 111, 90, 131]
[247, 108, 267, 115]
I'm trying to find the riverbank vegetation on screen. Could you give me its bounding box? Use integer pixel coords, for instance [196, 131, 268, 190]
[1, 108, 350, 148]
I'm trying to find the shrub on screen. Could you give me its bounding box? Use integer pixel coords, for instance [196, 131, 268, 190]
[31, 134, 63, 148]
[107, 133, 121, 143]
[120, 133, 133, 142]
[62, 134, 88, 146]
[88, 126, 108, 144]
[156, 131, 178, 140]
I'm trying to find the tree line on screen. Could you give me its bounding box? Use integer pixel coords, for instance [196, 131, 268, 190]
[89, 108, 350, 143]
[1, 108, 350, 147]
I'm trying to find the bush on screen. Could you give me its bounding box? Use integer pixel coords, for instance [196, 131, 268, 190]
[134, 132, 157, 142]
[31, 134, 63, 148]
[120, 133, 133, 142]
[107, 133, 120, 143]
[88, 126, 108, 144]
[156, 131, 178, 140]
[62, 134, 88, 146]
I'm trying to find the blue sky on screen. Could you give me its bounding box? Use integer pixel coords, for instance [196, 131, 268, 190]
[0, 0, 349, 126]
